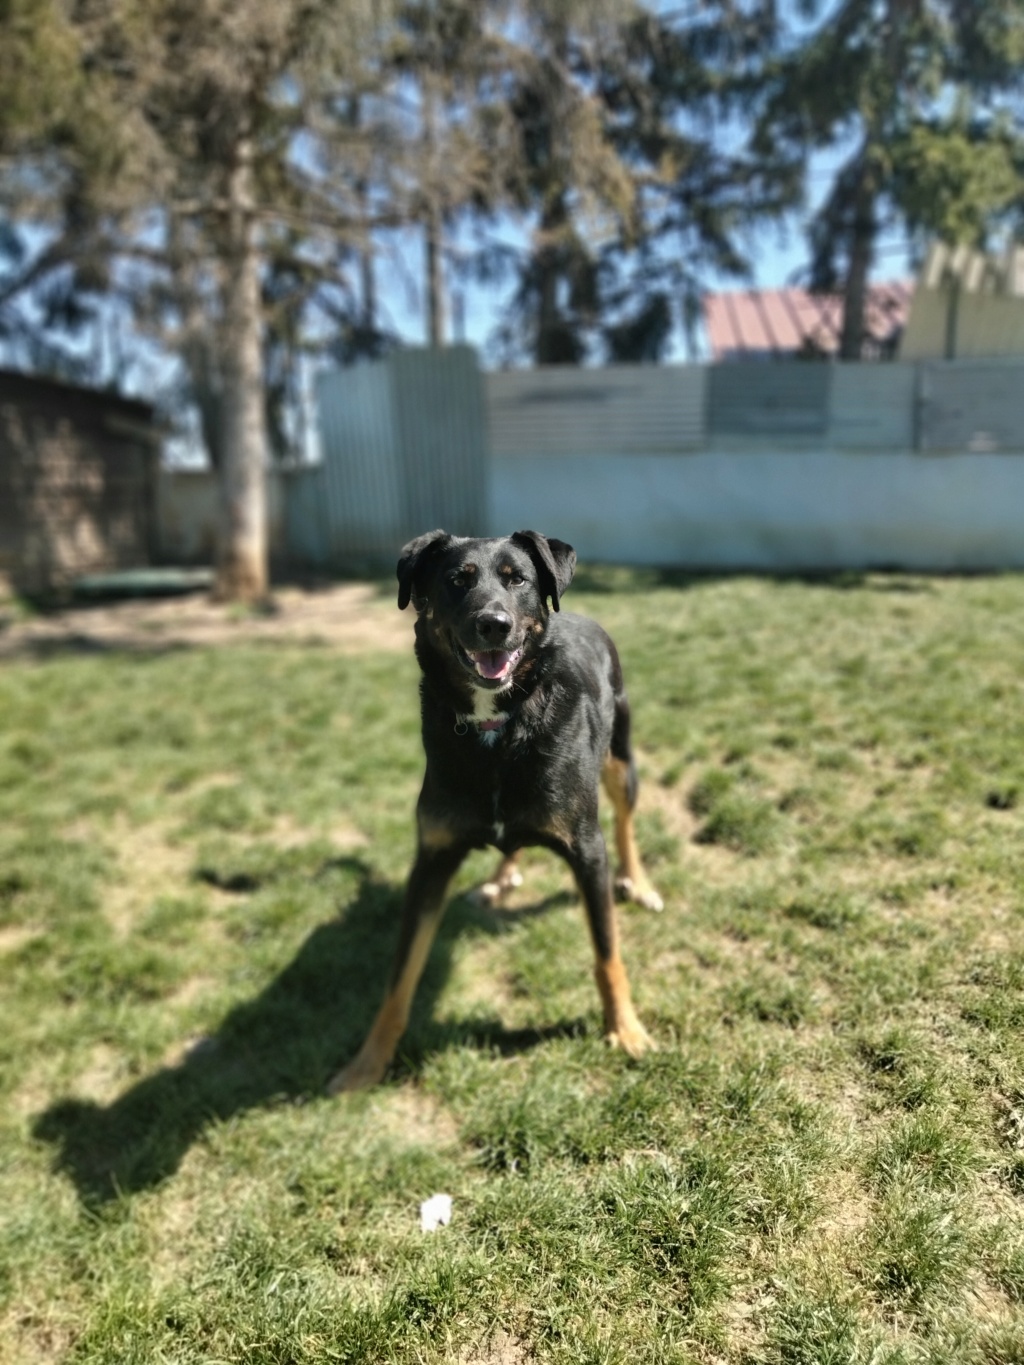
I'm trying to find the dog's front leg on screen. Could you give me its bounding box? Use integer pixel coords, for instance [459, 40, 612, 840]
[567, 828, 655, 1059]
[328, 840, 467, 1093]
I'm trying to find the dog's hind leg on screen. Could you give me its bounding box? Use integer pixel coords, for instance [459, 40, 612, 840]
[328, 839, 467, 1093]
[566, 827, 654, 1058]
[471, 849, 523, 908]
[602, 698, 664, 912]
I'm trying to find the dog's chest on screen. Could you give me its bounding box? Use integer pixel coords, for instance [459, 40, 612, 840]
[465, 690, 515, 841]
[429, 701, 548, 845]
[466, 687, 505, 747]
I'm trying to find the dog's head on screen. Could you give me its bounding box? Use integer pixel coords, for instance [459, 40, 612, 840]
[397, 530, 576, 689]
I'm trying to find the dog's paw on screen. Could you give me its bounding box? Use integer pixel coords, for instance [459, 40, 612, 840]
[326, 1051, 389, 1094]
[470, 881, 504, 908]
[470, 869, 524, 908]
[615, 876, 664, 913]
[606, 1018, 657, 1059]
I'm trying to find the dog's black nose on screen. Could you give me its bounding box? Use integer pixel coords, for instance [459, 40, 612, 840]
[475, 611, 513, 644]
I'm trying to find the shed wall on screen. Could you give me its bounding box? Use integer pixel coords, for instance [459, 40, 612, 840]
[0, 373, 157, 594]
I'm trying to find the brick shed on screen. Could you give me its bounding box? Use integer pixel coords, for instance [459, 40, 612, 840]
[0, 370, 160, 595]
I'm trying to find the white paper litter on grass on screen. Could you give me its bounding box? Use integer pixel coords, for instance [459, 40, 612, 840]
[420, 1193, 452, 1231]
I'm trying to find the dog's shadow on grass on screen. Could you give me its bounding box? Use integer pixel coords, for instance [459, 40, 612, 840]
[32, 856, 583, 1210]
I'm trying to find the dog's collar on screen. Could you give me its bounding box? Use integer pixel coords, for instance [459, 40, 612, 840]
[454, 713, 510, 736]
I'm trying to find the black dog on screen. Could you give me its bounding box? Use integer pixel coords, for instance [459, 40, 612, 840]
[329, 530, 662, 1092]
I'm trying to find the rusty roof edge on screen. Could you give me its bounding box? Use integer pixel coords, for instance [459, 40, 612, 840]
[703, 281, 915, 360]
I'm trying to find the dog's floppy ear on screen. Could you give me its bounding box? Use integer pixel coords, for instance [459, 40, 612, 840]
[511, 530, 577, 612]
[397, 529, 452, 610]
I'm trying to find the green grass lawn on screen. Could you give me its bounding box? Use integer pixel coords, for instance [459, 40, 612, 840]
[4, 570, 1024, 1363]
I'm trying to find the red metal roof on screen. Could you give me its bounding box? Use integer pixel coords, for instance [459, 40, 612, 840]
[703, 280, 914, 360]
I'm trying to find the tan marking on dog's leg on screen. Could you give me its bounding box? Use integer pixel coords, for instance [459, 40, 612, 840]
[601, 755, 664, 912]
[471, 849, 524, 907]
[327, 908, 442, 1093]
[568, 835, 655, 1059]
[594, 953, 655, 1058]
[537, 813, 575, 848]
[418, 815, 458, 851]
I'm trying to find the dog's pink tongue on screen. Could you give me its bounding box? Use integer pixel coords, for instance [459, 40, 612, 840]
[474, 650, 512, 679]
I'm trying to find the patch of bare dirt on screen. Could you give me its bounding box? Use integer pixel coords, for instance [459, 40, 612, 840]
[73, 1042, 129, 1106]
[0, 1310, 78, 1365]
[269, 812, 367, 852]
[457, 1330, 533, 1364]
[638, 771, 771, 888]
[372, 1084, 461, 1150]
[98, 818, 194, 937]
[146, 1187, 204, 1291]
[0, 582, 412, 659]
[0, 925, 42, 956]
[160, 1026, 220, 1069]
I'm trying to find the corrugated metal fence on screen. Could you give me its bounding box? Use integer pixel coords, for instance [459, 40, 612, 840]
[283, 351, 1024, 572]
[288, 345, 488, 568]
[488, 358, 1024, 456]
[488, 365, 705, 454]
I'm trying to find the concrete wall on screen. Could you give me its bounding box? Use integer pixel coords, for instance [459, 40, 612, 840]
[490, 448, 1024, 571]
[160, 445, 1024, 575]
[156, 467, 286, 564]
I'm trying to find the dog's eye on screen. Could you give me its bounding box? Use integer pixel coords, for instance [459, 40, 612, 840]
[508, 573, 525, 587]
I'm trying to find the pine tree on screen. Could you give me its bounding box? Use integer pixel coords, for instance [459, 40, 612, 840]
[486, 1, 795, 365]
[756, 0, 1024, 359]
[595, 2, 796, 362]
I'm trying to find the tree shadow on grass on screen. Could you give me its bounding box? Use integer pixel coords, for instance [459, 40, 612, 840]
[32, 856, 583, 1210]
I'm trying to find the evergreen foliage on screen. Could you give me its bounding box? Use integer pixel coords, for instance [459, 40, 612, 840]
[755, 0, 1024, 357]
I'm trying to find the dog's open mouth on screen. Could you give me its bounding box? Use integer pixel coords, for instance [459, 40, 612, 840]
[465, 646, 523, 682]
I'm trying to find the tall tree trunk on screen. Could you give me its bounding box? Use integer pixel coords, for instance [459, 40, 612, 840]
[214, 134, 268, 602]
[423, 72, 445, 348]
[170, 214, 225, 469]
[350, 97, 378, 343]
[535, 191, 578, 364]
[360, 236, 376, 337]
[841, 0, 902, 365]
[839, 161, 876, 361]
[193, 363, 225, 473]
[534, 19, 576, 366]
[535, 200, 562, 363]
[425, 206, 444, 347]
